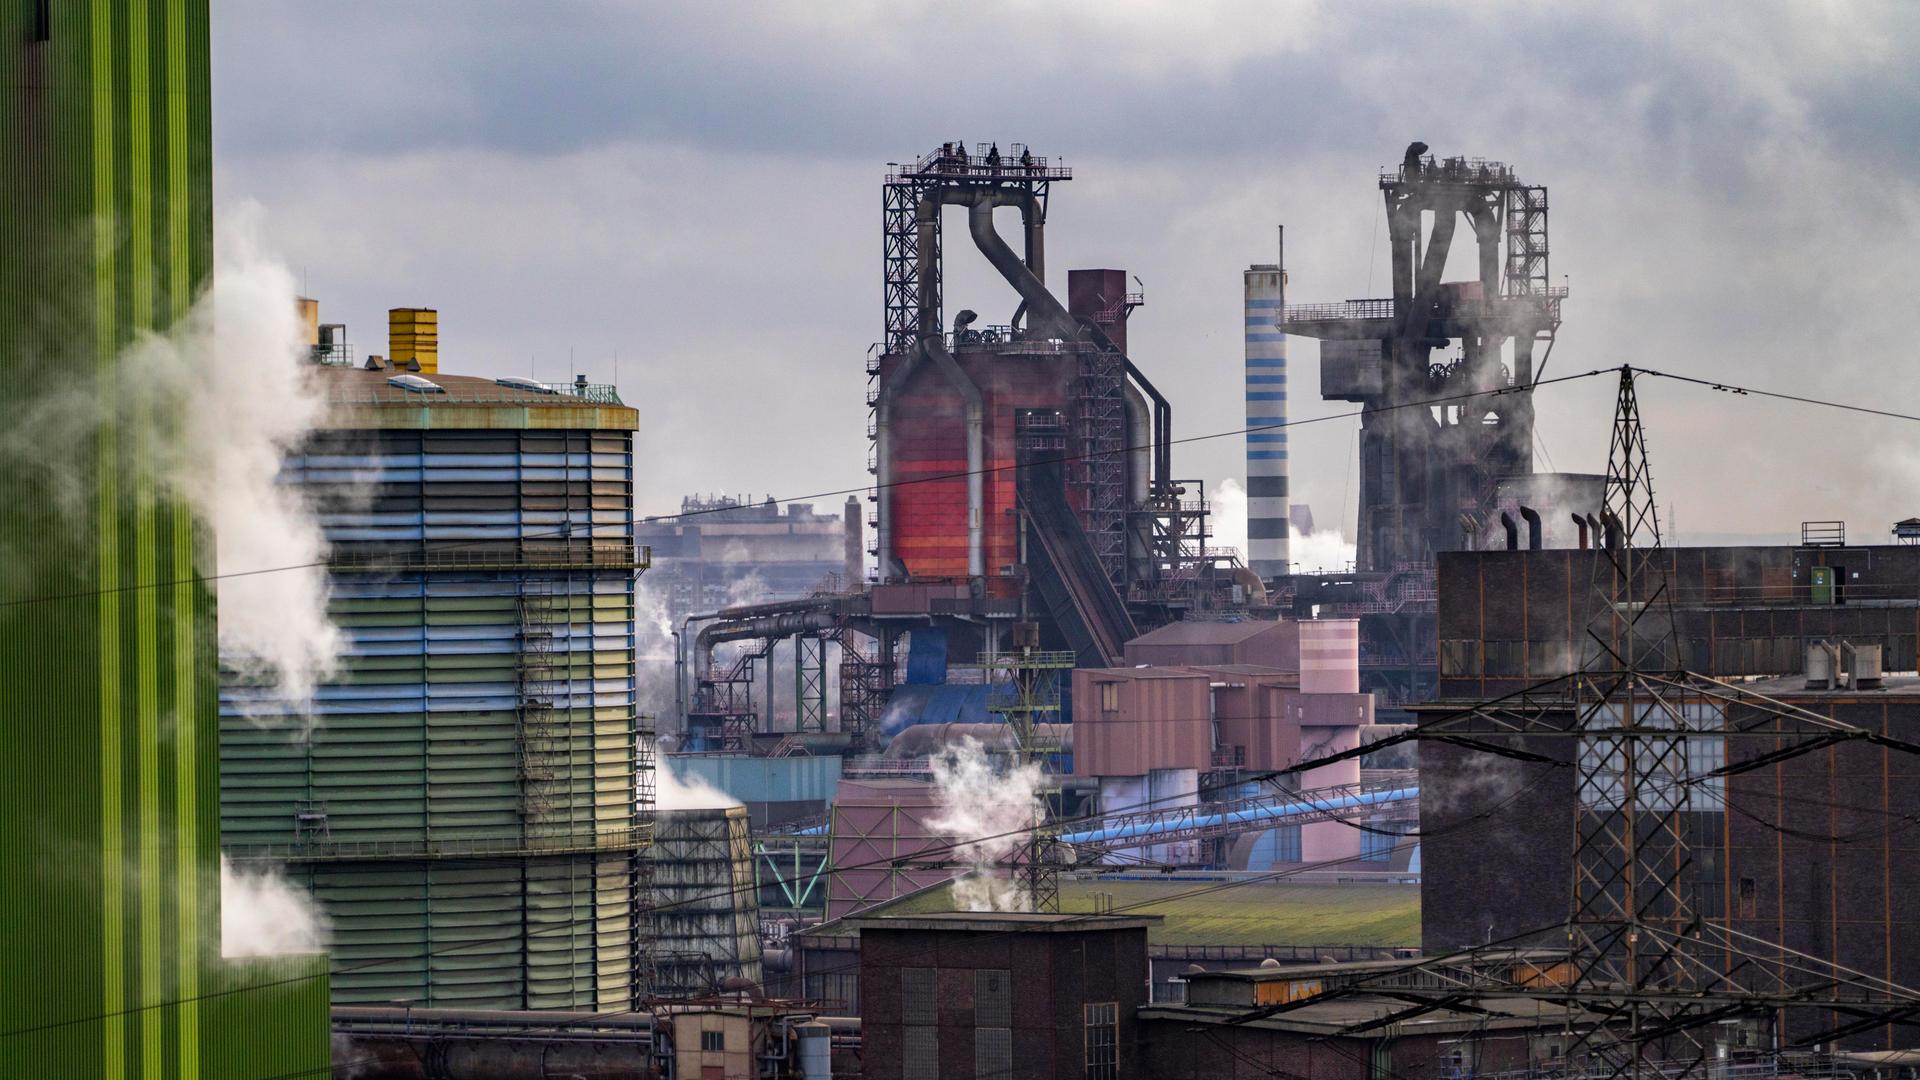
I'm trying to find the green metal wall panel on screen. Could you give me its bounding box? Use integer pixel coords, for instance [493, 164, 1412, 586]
[0, 4, 330, 1077]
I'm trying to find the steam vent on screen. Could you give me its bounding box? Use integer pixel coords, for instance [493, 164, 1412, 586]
[217, 307, 660, 1007]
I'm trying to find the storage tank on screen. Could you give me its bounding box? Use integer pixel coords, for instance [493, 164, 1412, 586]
[653, 806, 764, 998]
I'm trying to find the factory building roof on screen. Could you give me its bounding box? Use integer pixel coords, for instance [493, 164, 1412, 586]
[314, 364, 638, 431]
[805, 876, 1419, 948]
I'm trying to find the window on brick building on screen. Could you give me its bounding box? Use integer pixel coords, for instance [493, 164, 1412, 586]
[1085, 1001, 1118, 1080]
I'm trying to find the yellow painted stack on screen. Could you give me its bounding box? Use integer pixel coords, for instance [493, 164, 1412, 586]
[388, 306, 439, 373]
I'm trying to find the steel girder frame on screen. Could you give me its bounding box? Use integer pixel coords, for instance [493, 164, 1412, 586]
[1224, 370, 1920, 1075]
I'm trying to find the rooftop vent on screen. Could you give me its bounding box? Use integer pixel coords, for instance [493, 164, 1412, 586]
[495, 376, 557, 395]
[363, 354, 386, 371]
[387, 374, 444, 394]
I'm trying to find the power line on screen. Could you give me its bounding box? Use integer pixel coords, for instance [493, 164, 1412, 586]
[303, 825, 1477, 1080]
[16, 360, 1916, 616]
[1, 725, 1418, 1042]
[0, 369, 1616, 613]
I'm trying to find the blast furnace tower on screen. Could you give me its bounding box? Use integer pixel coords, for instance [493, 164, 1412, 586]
[1285, 144, 1564, 570]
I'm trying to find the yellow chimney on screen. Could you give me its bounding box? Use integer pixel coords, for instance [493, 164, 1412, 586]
[295, 297, 320, 347]
[388, 307, 439, 374]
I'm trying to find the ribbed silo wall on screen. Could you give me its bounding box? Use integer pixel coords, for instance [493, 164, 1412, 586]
[0, 3, 332, 1076]
[653, 806, 764, 997]
[220, 417, 648, 1007]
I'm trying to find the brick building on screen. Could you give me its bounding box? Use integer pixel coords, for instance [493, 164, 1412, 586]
[854, 913, 1154, 1080]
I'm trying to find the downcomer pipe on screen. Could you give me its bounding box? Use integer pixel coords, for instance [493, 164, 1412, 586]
[965, 190, 1172, 492]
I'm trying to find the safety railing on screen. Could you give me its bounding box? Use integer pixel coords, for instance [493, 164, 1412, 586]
[325, 382, 624, 407]
[897, 144, 1071, 181]
[1283, 298, 1396, 322]
[226, 822, 653, 863]
[330, 544, 649, 573]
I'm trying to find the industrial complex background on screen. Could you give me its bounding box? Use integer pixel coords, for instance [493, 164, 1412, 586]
[9, 4, 1920, 1080]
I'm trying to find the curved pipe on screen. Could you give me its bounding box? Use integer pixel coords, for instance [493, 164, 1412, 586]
[693, 607, 840, 682]
[1500, 512, 1519, 551]
[1519, 506, 1542, 551]
[967, 191, 1077, 338]
[964, 190, 1173, 492]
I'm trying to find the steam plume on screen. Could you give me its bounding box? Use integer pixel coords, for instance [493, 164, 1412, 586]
[653, 748, 742, 811]
[928, 738, 1045, 912]
[161, 214, 340, 708]
[220, 855, 328, 957]
[0, 207, 341, 712]
[1213, 476, 1356, 573]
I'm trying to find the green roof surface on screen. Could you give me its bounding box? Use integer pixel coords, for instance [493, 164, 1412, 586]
[828, 877, 1420, 948]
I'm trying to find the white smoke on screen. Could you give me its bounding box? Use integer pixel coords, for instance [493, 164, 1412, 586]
[220, 855, 328, 957]
[1288, 523, 1357, 574]
[634, 574, 680, 722]
[1211, 476, 1249, 562]
[1212, 476, 1357, 573]
[653, 749, 742, 811]
[928, 738, 1045, 912]
[0, 207, 340, 711]
[155, 213, 339, 708]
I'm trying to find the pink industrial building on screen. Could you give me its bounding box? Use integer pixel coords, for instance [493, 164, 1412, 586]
[825, 779, 950, 920]
[1122, 619, 1299, 668]
[1072, 620, 1374, 867]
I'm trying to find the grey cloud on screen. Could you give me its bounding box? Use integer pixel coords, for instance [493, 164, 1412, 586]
[214, 1, 1920, 542]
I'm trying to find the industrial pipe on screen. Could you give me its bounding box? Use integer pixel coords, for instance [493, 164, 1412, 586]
[1519, 506, 1542, 551]
[692, 603, 842, 684]
[1500, 512, 1518, 551]
[1601, 511, 1624, 554]
[1057, 787, 1418, 847]
[1122, 381, 1152, 507]
[961, 188, 1175, 492]
[1573, 513, 1589, 550]
[882, 721, 1073, 759]
[967, 191, 1077, 338]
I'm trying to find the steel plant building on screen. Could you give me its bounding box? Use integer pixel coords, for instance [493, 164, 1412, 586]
[0, 2, 331, 1076]
[219, 316, 654, 1008]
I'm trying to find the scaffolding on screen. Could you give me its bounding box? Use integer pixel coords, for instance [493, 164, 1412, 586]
[1071, 343, 1130, 588]
[794, 633, 829, 734]
[515, 576, 563, 827]
[981, 637, 1074, 913]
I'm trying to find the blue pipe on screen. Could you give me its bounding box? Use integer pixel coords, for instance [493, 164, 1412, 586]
[1057, 787, 1418, 847]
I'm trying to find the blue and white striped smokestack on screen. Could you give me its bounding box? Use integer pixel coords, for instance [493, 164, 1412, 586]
[1244, 247, 1289, 578]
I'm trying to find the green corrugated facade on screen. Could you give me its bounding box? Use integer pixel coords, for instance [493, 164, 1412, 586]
[0, 3, 331, 1078]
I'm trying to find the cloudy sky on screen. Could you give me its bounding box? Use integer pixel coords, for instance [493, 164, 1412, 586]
[214, 1, 1920, 547]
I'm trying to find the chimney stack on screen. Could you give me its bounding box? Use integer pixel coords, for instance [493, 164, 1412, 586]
[388, 307, 439, 374]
